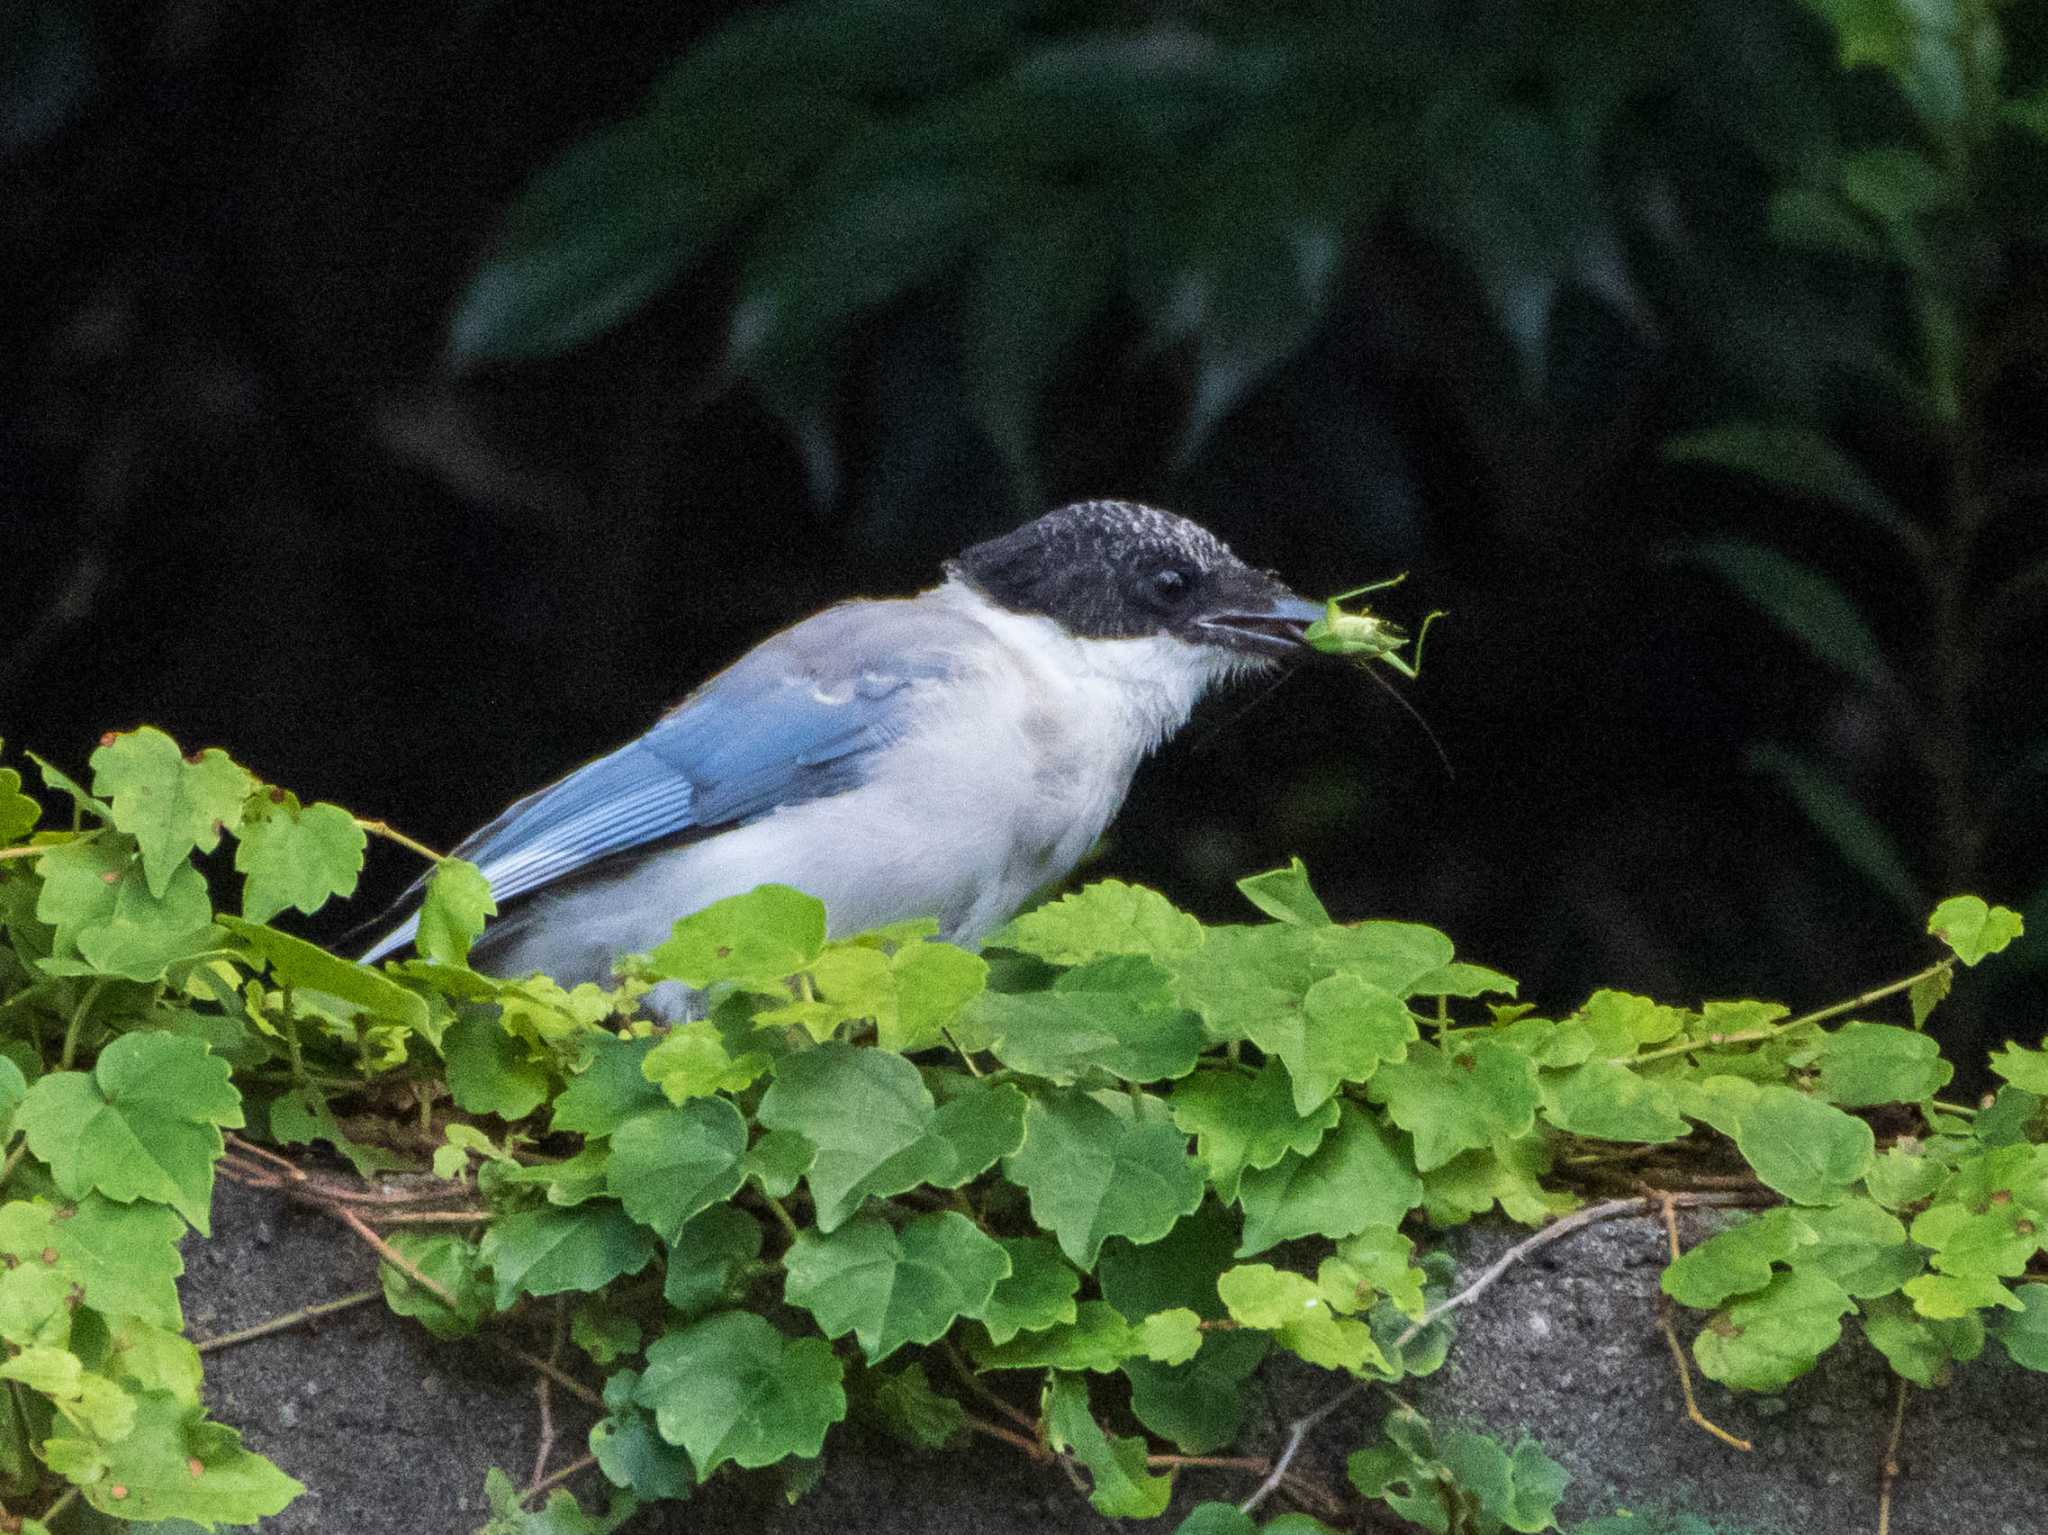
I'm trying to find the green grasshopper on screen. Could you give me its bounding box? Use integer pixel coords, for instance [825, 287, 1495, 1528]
[1303, 574, 1445, 679]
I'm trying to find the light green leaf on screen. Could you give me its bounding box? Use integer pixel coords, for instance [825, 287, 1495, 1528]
[1903, 1271, 2022, 1319]
[636, 1311, 846, 1478]
[1662, 1207, 1813, 1309]
[754, 1045, 950, 1230]
[1235, 859, 1331, 926]
[36, 836, 219, 981]
[222, 915, 430, 1032]
[1815, 1023, 1952, 1106]
[973, 1299, 1134, 1372]
[89, 729, 253, 897]
[1908, 964, 1952, 1027]
[784, 1211, 1008, 1363]
[1928, 896, 2024, 966]
[233, 798, 365, 922]
[1136, 1308, 1203, 1365]
[18, 1196, 186, 1328]
[0, 761, 38, 842]
[1003, 1088, 1206, 1268]
[380, 1232, 492, 1339]
[479, 1201, 657, 1309]
[1368, 1040, 1541, 1173]
[884, 940, 986, 1053]
[1732, 1085, 1874, 1204]
[416, 858, 496, 965]
[1044, 1372, 1172, 1519]
[995, 879, 1204, 965]
[1989, 1042, 2048, 1095]
[60, 1390, 302, 1525]
[1170, 1063, 1340, 1202]
[1910, 1201, 2040, 1280]
[648, 883, 826, 988]
[442, 1009, 549, 1119]
[1692, 1270, 1854, 1391]
[1865, 1142, 1946, 1211]
[1236, 1104, 1420, 1255]
[743, 1129, 815, 1199]
[1861, 1293, 1957, 1386]
[1793, 1199, 1920, 1298]
[1539, 1059, 1687, 1142]
[16, 1032, 241, 1234]
[606, 1098, 748, 1243]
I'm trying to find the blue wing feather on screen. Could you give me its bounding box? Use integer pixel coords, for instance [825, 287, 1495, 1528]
[357, 597, 974, 963]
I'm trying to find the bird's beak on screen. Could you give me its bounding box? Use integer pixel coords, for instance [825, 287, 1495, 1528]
[1193, 582, 1326, 659]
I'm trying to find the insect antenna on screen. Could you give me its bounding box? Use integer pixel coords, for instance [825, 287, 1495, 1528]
[1361, 663, 1454, 778]
[1186, 663, 1302, 755]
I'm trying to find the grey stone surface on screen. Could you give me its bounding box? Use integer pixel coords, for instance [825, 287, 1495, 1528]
[186, 1183, 2048, 1534]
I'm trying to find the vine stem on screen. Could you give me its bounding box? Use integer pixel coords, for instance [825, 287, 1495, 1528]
[963, 1413, 1051, 1459]
[196, 1289, 381, 1353]
[496, 1343, 603, 1409]
[58, 978, 107, 1070]
[0, 844, 49, 861]
[1877, 1377, 1910, 1535]
[1243, 1191, 1768, 1518]
[523, 1453, 598, 1504]
[1617, 961, 1952, 1068]
[353, 817, 446, 864]
[1655, 1195, 1752, 1452]
[37, 1485, 79, 1525]
[331, 1204, 459, 1310]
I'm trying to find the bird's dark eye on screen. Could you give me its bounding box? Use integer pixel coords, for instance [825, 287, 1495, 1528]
[1148, 566, 1190, 603]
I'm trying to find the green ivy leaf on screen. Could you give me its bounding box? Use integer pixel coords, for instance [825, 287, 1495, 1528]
[784, 1211, 1008, 1363]
[1235, 859, 1332, 926]
[868, 1360, 969, 1450]
[1861, 1293, 1980, 1387]
[1539, 1059, 1687, 1142]
[1814, 1023, 1953, 1107]
[570, 1299, 642, 1365]
[1793, 1200, 1920, 1298]
[89, 728, 253, 897]
[0, 759, 39, 842]
[0, 1196, 186, 1328]
[36, 836, 219, 981]
[480, 1202, 657, 1309]
[232, 797, 365, 922]
[979, 955, 1203, 1083]
[442, 1009, 550, 1120]
[1665, 424, 1909, 542]
[994, 879, 1204, 965]
[743, 1129, 816, 1199]
[604, 1098, 748, 1243]
[1864, 1143, 1946, 1211]
[1927, 895, 2023, 967]
[16, 1032, 242, 1234]
[979, 1234, 1080, 1345]
[221, 916, 430, 1032]
[1988, 1042, 2048, 1095]
[1097, 1203, 1238, 1322]
[480, 1464, 640, 1532]
[636, 1311, 846, 1478]
[1902, 1271, 2022, 1320]
[883, 940, 987, 1053]
[972, 1298, 1135, 1372]
[1731, 1085, 1874, 1204]
[416, 858, 497, 966]
[58, 1390, 301, 1525]
[1269, 973, 1416, 1115]
[1909, 1201, 2041, 1280]
[648, 884, 826, 988]
[1992, 1283, 2048, 1371]
[1367, 1040, 1541, 1173]
[1908, 964, 1952, 1027]
[1044, 1372, 1172, 1519]
[1692, 1270, 1854, 1391]
[552, 1034, 665, 1136]
[1661, 1207, 1812, 1309]
[590, 1368, 693, 1500]
[663, 1205, 763, 1318]
[1124, 1329, 1269, 1455]
[1003, 1088, 1206, 1268]
[754, 1045, 950, 1230]
[1236, 1103, 1420, 1255]
[1166, 1057, 1333, 1201]
[1136, 1308, 1203, 1365]
[380, 1232, 492, 1339]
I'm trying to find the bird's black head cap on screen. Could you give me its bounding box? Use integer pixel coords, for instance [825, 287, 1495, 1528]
[947, 500, 1319, 657]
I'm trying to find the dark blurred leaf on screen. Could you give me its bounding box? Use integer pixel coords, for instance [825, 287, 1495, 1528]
[451, 95, 866, 364]
[1677, 537, 1893, 688]
[964, 197, 1118, 507]
[2, 0, 95, 157]
[1769, 187, 1886, 260]
[1748, 743, 1922, 913]
[653, 0, 1020, 108]
[1840, 147, 1950, 223]
[1665, 425, 1917, 548]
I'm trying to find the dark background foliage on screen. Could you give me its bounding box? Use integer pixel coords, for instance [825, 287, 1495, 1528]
[6, 0, 2045, 1073]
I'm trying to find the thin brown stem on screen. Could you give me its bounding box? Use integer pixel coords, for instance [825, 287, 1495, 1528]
[354, 818, 446, 864]
[523, 1453, 598, 1505]
[940, 1338, 1037, 1431]
[963, 1412, 1052, 1460]
[496, 1343, 604, 1410]
[1657, 1196, 1753, 1451]
[1878, 1377, 1909, 1535]
[332, 1205, 458, 1310]
[196, 1289, 381, 1352]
